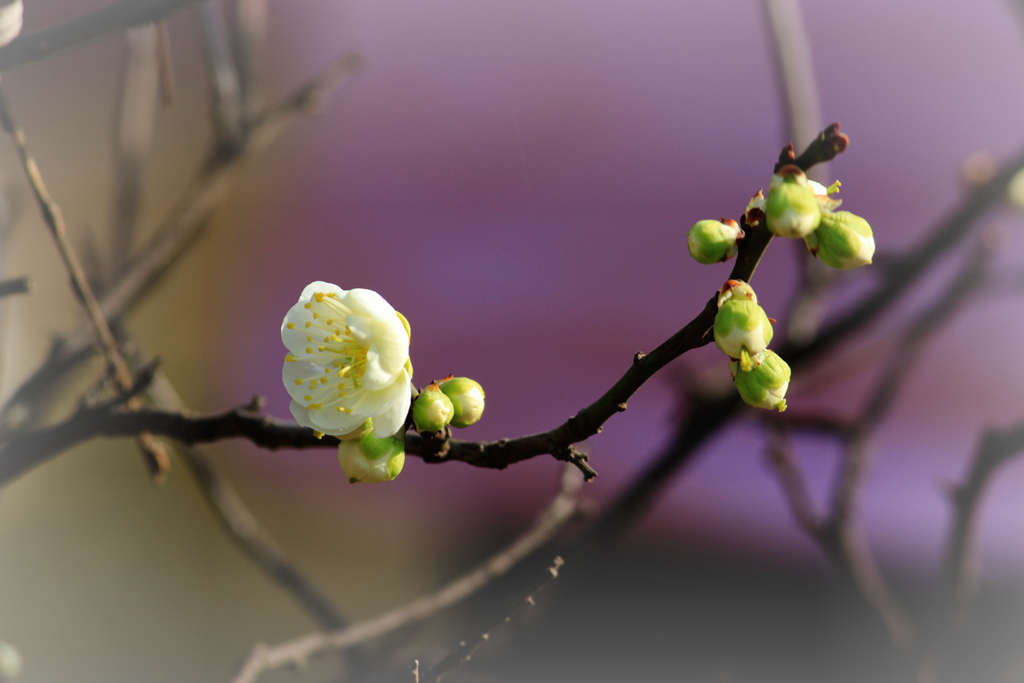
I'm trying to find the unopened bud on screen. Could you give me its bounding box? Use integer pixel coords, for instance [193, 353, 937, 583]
[765, 165, 821, 238]
[804, 211, 874, 269]
[714, 280, 773, 370]
[729, 350, 791, 412]
[438, 377, 486, 428]
[337, 423, 406, 483]
[412, 383, 454, 433]
[687, 219, 744, 264]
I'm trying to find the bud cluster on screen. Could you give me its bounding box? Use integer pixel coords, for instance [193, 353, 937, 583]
[714, 280, 790, 412]
[683, 155, 877, 411]
[761, 165, 874, 269]
[686, 165, 874, 271]
[412, 376, 486, 434]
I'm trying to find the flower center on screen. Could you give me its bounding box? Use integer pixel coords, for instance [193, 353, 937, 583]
[289, 290, 375, 414]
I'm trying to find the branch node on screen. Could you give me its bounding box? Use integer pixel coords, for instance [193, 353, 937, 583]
[552, 444, 597, 481]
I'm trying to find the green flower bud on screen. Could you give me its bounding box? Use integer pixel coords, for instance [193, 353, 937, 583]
[765, 165, 821, 238]
[0, 640, 23, 680]
[687, 218, 744, 264]
[804, 210, 874, 269]
[337, 423, 406, 483]
[412, 382, 455, 432]
[729, 350, 791, 412]
[438, 376, 486, 428]
[714, 280, 773, 371]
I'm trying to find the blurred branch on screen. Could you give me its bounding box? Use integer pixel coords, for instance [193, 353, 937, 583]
[0, 0, 210, 71]
[766, 427, 823, 536]
[227, 0, 268, 121]
[197, 3, 243, 145]
[785, 143, 1024, 367]
[767, 244, 989, 651]
[941, 420, 1024, 613]
[113, 25, 161, 271]
[144, 370, 350, 632]
[762, 0, 822, 152]
[230, 466, 585, 683]
[421, 556, 565, 683]
[0, 75, 169, 479]
[0, 275, 28, 298]
[0, 51, 361, 437]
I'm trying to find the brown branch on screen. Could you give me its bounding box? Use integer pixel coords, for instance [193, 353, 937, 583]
[0, 74, 169, 479]
[229, 465, 584, 683]
[0, 0, 211, 71]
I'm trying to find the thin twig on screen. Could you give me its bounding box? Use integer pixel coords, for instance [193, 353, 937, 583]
[0, 0, 211, 71]
[229, 466, 584, 683]
[422, 556, 565, 683]
[0, 74, 169, 479]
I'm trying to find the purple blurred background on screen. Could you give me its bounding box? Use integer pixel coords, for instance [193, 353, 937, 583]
[3, 0, 1024, 680]
[220, 0, 1024, 573]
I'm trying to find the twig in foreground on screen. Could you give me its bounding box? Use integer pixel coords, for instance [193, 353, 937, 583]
[229, 465, 585, 683]
[422, 556, 565, 683]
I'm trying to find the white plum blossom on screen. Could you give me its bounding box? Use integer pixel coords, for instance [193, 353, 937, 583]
[282, 281, 413, 438]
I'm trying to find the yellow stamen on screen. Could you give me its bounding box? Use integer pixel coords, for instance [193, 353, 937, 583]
[287, 322, 295, 329]
[285, 355, 297, 362]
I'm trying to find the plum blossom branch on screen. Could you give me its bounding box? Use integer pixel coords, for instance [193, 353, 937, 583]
[229, 466, 585, 683]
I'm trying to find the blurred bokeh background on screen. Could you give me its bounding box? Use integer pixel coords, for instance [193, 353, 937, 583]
[2, 0, 1024, 681]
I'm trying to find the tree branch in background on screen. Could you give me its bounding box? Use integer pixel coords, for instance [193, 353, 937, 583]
[766, 242, 989, 651]
[143, 370, 350, 632]
[0, 0, 211, 71]
[942, 419, 1024, 615]
[230, 465, 586, 683]
[0, 50, 361, 438]
[0, 74, 170, 479]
